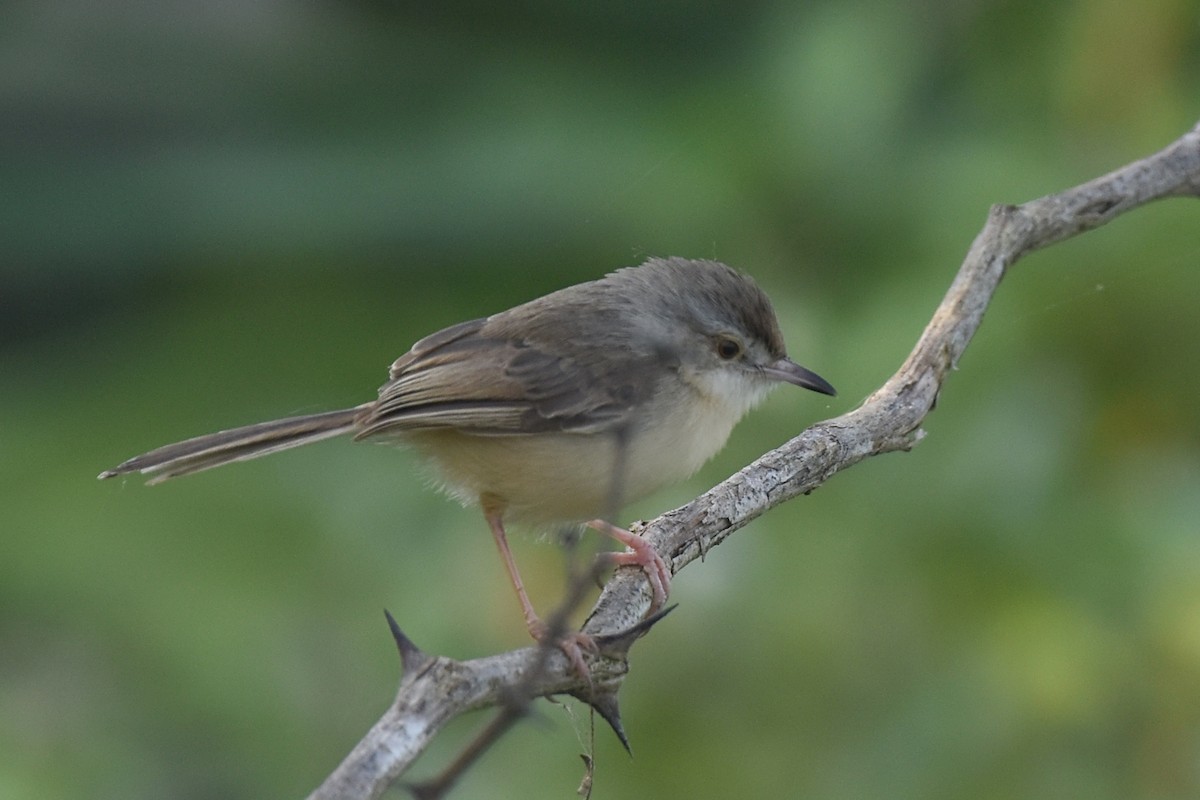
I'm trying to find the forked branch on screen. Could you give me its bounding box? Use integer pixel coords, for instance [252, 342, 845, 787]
[308, 119, 1200, 800]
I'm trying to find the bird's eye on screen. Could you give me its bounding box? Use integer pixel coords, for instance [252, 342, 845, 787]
[715, 336, 743, 360]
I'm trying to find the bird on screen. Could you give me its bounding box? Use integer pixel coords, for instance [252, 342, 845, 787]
[99, 256, 836, 673]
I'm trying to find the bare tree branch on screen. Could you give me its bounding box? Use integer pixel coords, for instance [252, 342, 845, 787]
[306, 119, 1200, 800]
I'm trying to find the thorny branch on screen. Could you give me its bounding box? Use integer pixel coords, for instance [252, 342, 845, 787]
[306, 120, 1200, 800]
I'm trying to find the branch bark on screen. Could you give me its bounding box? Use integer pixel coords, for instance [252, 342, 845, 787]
[307, 119, 1200, 800]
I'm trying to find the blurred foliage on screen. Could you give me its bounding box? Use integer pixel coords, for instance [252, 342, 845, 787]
[3, 1, 1200, 798]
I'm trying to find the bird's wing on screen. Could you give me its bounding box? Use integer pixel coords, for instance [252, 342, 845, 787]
[354, 317, 654, 439]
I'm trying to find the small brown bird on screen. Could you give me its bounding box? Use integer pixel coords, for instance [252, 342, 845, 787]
[100, 257, 835, 672]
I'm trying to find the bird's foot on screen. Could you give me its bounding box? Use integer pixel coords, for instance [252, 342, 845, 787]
[587, 520, 671, 613]
[528, 619, 598, 678]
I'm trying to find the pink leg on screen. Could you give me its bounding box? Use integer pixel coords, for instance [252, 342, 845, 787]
[483, 503, 594, 676]
[586, 520, 671, 612]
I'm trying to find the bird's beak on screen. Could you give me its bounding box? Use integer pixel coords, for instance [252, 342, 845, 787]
[762, 357, 837, 396]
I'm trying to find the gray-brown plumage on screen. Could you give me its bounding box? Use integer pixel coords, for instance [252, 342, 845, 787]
[100, 257, 835, 673]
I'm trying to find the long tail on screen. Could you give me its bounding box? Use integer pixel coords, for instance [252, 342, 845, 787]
[98, 403, 371, 485]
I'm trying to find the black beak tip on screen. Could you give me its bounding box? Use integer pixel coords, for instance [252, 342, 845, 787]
[768, 358, 837, 397]
[808, 373, 837, 397]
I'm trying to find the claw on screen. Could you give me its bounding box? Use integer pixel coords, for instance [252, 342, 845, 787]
[530, 619, 597, 679]
[587, 520, 671, 612]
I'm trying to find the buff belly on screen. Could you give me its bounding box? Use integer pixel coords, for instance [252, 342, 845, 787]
[405, 397, 742, 525]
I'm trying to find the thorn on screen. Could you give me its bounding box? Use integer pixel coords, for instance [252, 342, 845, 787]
[566, 605, 678, 755]
[592, 604, 677, 654]
[384, 609, 430, 674]
[572, 686, 631, 755]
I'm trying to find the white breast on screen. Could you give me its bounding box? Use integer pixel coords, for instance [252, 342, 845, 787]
[408, 367, 778, 525]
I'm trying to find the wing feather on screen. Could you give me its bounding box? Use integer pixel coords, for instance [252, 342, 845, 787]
[355, 314, 656, 439]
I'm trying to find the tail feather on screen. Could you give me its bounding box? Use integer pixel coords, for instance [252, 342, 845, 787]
[99, 404, 370, 485]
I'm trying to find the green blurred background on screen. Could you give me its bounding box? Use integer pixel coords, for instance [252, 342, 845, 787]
[4, 1, 1200, 798]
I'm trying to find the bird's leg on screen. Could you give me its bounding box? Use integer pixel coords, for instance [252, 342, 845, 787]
[586, 520, 671, 613]
[482, 499, 594, 676]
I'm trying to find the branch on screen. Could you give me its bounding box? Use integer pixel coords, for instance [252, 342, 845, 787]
[307, 119, 1200, 799]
